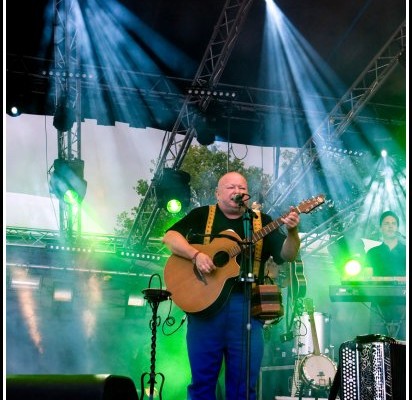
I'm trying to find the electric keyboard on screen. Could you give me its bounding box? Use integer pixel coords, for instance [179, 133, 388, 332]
[329, 282, 406, 304]
[340, 276, 406, 285]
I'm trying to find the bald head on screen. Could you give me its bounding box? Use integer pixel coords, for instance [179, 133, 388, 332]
[217, 172, 248, 191]
[216, 172, 249, 217]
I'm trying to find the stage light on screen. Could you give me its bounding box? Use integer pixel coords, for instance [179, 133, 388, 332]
[186, 86, 237, 99]
[342, 257, 363, 277]
[328, 236, 366, 279]
[127, 294, 146, 307]
[166, 199, 183, 214]
[53, 105, 75, 131]
[324, 146, 366, 158]
[155, 168, 191, 214]
[195, 116, 215, 145]
[125, 292, 147, 318]
[117, 250, 162, 261]
[53, 92, 76, 131]
[196, 129, 215, 146]
[53, 285, 73, 302]
[49, 159, 87, 205]
[7, 105, 21, 117]
[10, 274, 41, 290]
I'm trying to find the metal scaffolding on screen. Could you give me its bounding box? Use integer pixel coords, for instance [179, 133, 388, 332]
[263, 21, 406, 252]
[124, 0, 255, 248]
[5, 8, 405, 259]
[50, 0, 85, 239]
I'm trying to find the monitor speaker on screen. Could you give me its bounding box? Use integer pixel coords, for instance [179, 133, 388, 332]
[258, 365, 295, 400]
[6, 374, 138, 400]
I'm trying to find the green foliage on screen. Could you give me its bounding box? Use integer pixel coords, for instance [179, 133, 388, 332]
[133, 178, 149, 195]
[113, 179, 149, 236]
[115, 144, 271, 237]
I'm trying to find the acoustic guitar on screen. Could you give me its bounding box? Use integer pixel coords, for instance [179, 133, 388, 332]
[299, 298, 337, 390]
[289, 258, 307, 304]
[163, 195, 325, 317]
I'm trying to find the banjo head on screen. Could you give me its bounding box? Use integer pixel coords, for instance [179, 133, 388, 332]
[300, 353, 337, 389]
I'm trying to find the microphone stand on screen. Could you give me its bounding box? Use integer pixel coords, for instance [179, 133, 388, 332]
[238, 201, 257, 400]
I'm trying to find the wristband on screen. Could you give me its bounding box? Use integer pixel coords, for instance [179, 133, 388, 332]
[192, 251, 201, 265]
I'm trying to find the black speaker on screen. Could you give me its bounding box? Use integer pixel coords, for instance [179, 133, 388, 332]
[6, 374, 139, 400]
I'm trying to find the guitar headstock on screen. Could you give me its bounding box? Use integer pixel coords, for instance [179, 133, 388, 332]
[296, 194, 325, 214]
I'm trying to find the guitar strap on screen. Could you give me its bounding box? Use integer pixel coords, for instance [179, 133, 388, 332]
[252, 210, 263, 281]
[204, 205, 263, 280]
[203, 205, 216, 245]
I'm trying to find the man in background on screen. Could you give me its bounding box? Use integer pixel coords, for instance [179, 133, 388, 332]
[365, 210, 406, 340]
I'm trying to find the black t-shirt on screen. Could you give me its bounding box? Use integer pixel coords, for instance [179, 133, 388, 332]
[365, 242, 406, 277]
[166, 204, 287, 279]
[365, 241, 406, 339]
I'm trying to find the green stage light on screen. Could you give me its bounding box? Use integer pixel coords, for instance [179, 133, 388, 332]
[166, 198, 183, 214]
[156, 168, 191, 214]
[63, 189, 81, 205]
[328, 236, 366, 279]
[49, 159, 87, 204]
[343, 258, 362, 277]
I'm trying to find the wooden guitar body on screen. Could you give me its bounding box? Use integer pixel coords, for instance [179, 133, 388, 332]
[164, 231, 241, 317]
[289, 259, 307, 303]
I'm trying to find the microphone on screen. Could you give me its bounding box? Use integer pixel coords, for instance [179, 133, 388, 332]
[231, 193, 249, 206]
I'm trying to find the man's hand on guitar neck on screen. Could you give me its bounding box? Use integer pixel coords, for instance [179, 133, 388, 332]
[281, 207, 300, 231]
[280, 208, 301, 261]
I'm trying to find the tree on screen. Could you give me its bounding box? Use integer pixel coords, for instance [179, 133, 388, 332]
[115, 144, 271, 237]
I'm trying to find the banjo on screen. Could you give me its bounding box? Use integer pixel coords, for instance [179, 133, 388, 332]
[299, 298, 337, 390]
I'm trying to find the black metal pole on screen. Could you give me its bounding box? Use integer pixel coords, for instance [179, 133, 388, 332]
[240, 205, 257, 400]
[140, 288, 170, 400]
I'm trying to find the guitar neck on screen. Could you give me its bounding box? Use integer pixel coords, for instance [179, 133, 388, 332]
[303, 298, 321, 355]
[223, 196, 325, 258]
[230, 212, 288, 258]
[251, 199, 318, 244]
[251, 209, 294, 244]
[308, 311, 321, 355]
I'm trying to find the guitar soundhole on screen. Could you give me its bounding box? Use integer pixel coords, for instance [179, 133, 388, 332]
[213, 251, 230, 268]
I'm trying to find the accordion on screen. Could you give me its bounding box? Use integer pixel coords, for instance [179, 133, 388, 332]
[338, 334, 406, 400]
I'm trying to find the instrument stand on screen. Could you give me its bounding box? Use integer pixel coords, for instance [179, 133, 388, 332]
[139, 288, 171, 400]
[239, 203, 257, 400]
[375, 303, 406, 339]
[297, 383, 329, 400]
[291, 357, 303, 397]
